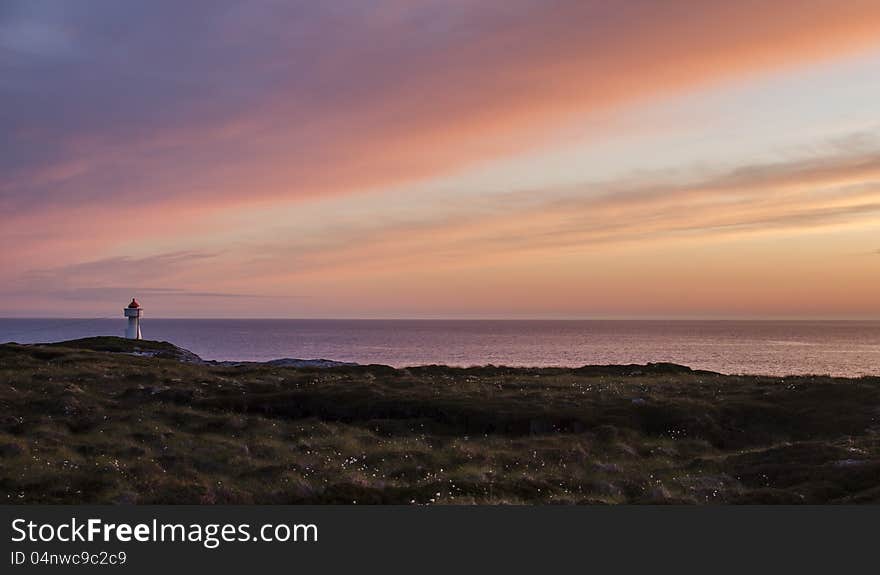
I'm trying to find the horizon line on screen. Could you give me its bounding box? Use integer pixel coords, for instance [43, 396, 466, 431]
[2, 316, 880, 322]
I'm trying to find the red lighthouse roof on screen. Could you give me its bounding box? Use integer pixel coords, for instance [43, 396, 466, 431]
[127, 298, 140, 309]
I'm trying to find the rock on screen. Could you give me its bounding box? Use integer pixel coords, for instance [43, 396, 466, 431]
[265, 358, 359, 368]
[210, 358, 360, 368]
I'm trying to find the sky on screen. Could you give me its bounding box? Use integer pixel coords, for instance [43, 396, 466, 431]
[2, 0, 880, 319]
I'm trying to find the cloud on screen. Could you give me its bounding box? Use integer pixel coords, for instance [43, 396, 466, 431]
[4, 0, 880, 219]
[30, 287, 299, 302]
[10, 251, 311, 305]
[21, 251, 219, 287]
[233, 143, 880, 276]
[0, 20, 74, 57]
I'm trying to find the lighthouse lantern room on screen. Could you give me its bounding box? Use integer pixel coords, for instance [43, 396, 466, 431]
[124, 298, 143, 339]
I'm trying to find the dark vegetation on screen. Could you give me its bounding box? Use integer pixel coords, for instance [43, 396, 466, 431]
[1, 337, 878, 504]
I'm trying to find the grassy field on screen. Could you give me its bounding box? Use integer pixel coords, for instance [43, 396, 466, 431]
[1, 337, 878, 504]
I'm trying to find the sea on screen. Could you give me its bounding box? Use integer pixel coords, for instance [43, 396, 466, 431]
[1, 318, 879, 377]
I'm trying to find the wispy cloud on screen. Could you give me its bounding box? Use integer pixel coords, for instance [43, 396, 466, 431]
[231, 144, 880, 277]
[12, 251, 309, 305]
[21, 252, 219, 286]
[31, 287, 301, 302]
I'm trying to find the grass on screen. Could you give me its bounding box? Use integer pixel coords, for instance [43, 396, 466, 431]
[1, 337, 878, 504]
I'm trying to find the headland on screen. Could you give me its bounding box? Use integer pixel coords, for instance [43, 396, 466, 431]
[1, 337, 878, 504]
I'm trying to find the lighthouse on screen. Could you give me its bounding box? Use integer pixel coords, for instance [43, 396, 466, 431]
[124, 298, 143, 339]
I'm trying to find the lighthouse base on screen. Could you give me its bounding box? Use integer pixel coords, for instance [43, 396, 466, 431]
[126, 318, 142, 340]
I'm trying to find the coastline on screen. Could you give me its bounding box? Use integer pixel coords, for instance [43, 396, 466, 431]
[4, 319, 878, 377]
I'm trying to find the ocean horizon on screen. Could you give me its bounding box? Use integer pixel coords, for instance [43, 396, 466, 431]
[2, 318, 878, 377]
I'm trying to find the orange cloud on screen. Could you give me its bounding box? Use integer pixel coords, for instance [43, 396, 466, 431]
[147, 144, 874, 319]
[219, 0, 880, 201]
[9, 0, 880, 216]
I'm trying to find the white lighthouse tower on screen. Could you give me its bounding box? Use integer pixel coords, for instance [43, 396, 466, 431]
[124, 298, 143, 339]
